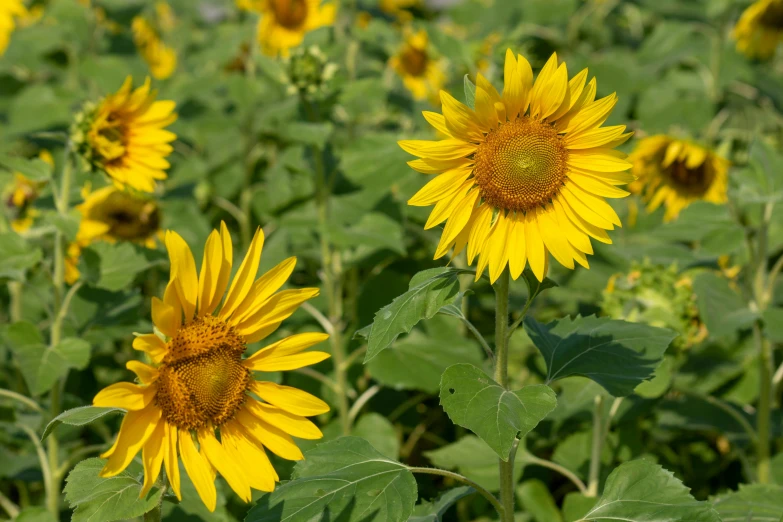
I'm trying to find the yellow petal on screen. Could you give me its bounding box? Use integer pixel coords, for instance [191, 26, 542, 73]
[536, 204, 575, 270]
[230, 257, 298, 325]
[424, 180, 474, 230]
[408, 165, 474, 207]
[132, 334, 167, 363]
[234, 288, 320, 343]
[556, 193, 613, 244]
[161, 280, 182, 334]
[197, 230, 222, 316]
[245, 399, 323, 439]
[440, 91, 484, 142]
[220, 421, 276, 491]
[407, 158, 472, 175]
[422, 111, 451, 137]
[100, 407, 162, 477]
[126, 361, 159, 385]
[567, 151, 632, 173]
[507, 213, 527, 280]
[139, 420, 166, 498]
[165, 231, 198, 322]
[524, 209, 547, 282]
[529, 52, 559, 120]
[552, 198, 594, 254]
[565, 181, 622, 227]
[93, 382, 156, 410]
[568, 173, 630, 198]
[236, 409, 304, 461]
[435, 188, 480, 259]
[163, 422, 181, 500]
[220, 227, 265, 320]
[250, 381, 330, 416]
[198, 429, 251, 502]
[487, 212, 512, 284]
[473, 86, 498, 130]
[565, 125, 627, 150]
[399, 139, 477, 161]
[244, 332, 330, 370]
[539, 63, 569, 121]
[564, 93, 618, 136]
[179, 430, 217, 512]
[247, 351, 331, 372]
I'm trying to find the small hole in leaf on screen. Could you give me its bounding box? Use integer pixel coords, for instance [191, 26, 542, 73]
[448, 388, 455, 394]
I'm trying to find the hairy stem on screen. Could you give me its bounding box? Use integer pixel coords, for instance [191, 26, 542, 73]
[586, 395, 604, 497]
[493, 269, 515, 522]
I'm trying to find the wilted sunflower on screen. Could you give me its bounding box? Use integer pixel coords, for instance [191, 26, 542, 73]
[733, 0, 783, 59]
[132, 16, 177, 80]
[240, 0, 336, 56]
[629, 135, 728, 222]
[92, 224, 329, 510]
[390, 28, 446, 102]
[71, 76, 177, 193]
[0, 0, 26, 55]
[400, 49, 633, 283]
[65, 185, 162, 284]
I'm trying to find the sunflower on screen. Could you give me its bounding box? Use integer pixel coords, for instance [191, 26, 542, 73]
[241, 0, 336, 56]
[65, 185, 162, 284]
[400, 50, 633, 283]
[380, 0, 421, 20]
[132, 16, 177, 80]
[92, 224, 329, 510]
[733, 0, 783, 59]
[390, 28, 446, 102]
[4, 151, 52, 233]
[0, 0, 26, 55]
[72, 76, 177, 193]
[628, 135, 728, 222]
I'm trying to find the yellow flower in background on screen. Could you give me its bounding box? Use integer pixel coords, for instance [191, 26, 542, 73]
[92, 224, 329, 511]
[380, 0, 421, 21]
[0, 0, 27, 55]
[65, 185, 163, 283]
[155, 1, 176, 32]
[73, 76, 177, 193]
[132, 17, 177, 80]
[4, 150, 53, 233]
[244, 0, 336, 56]
[401, 49, 633, 283]
[733, 0, 783, 59]
[390, 28, 446, 102]
[629, 136, 728, 222]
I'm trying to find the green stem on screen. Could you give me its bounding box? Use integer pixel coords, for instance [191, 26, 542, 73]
[586, 395, 604, 497]
[493, 269, 514, 522]
[8, 281, 23, 322]
[19, 424, 54, 517]
[756, 322, 773, 483]
[409, 467, 505, 519]
[521, 451, 588, 494]
[0, 388, 45, 414]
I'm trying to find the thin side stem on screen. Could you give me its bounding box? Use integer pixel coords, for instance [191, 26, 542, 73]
[493, 269, 514, 522]
[462, 317, 494, 363]
[586, 394, 604, 497]
[755, 322, 773, 483]
[19, 425, 54, 516]
[680, 389, 758, 444]
[521, 453, 588, 494]
[506, 298, 534, 341]
[0, 490, 19, 519]
[409, 467, 505, 519]
[347, 384, 381, 426]
[0, 389, 45, 414]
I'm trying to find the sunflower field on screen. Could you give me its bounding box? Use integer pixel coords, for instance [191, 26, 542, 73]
[3, 0, 783, 521]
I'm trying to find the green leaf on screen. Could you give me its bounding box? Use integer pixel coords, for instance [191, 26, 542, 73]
[634, 356, 674, 399]
[57, 337, 91, 370]
[522, 269, 558, 302]
[0, 155, 52, 181]
[423, 435, 525, 492]
[712, 484, 783, 521]
[15, 506, 56, 522]
[763, 307, 783, 343]
[366, 328, 483, 394]
[64, 458, 163, 522]
[464, 74, 476, 109]
[581, 460, 720, 521]
[525, 315, 676, 396]
[279, 121, 334, 149]
[517, 479, 563, 522]
[410, 487, 475, 522]
[748, 138, 783, 196]
[562, 492, 597, 522]
[693, 272, 758, 338]
[81, 242, 151, 292]
[246, 437, 417, 522]
[364, 268, 466, 362]
[42, 406, 125, 441]
[0, 233, 43, 281]
[439, 363, 557, 460]
[353, 413, 400, 460]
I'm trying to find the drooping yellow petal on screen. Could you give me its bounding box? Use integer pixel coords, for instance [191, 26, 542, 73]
[467, 204, 493, 265]
[507, 214, 527, 280]
[179, 430, 217, 512]
[536, 204, 575, 270]
[408, 165, 474, 207]
[422, 111, 452, 137]
[249, 381, 330, 416]
[139, 420, 166, 498]
[245, 399, 323, 439]
[100, 407, 162, 478]
[524, 209, 547, 282]
[126, 361, 159, 385]
[220, 421, 277, 491]
[93, 382, 156, 410]
[198, 429, 252, 502]
[132, 334, 167, 363]
[163, 422, 181, 500]
[435, 188, 480, 259]
[235, 409, 304, 461]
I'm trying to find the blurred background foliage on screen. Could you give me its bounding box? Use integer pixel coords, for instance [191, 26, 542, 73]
[2, 0, 783, 520]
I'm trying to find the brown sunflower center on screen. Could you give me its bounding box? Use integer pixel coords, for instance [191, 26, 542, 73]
[664, 159, 714, 197]
[269, 0, 308, 29]
[760, 1, 783, 28]
[400, 46, 428, 76]
[88, 192, 161, 242]
[155, 316, 251, 430]
[473, 117, 569, 212]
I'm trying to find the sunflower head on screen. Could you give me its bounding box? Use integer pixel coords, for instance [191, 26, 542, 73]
[132, 16, 177, 80]
[76, 185, 162, 247]
[400, 49, 633, 283]
[71, 76, 177, 193]
[390, 28, 446, 102]
[379, 0, 421, 21]
[92, 224, 329, 511]
[250, 0, 336, 57]
[733, 0, 783, 59]
[282, 45, 338, 98]
[629, 135, 728, 222]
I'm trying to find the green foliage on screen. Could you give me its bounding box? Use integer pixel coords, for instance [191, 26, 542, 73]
[42, 406, 125, 441]
[81, 242, 153, 292]
[64, 459, 163, 522]
[692, 272, 758, 338]
[439, 363, 556, 459]
[245, 437, 416, 522]
[409, 487, 475, 522]
[0, 233, 43, 281]
[582, 460, 721, 522]
[524, 315, 676, 396]
[713, 484, 783, 521]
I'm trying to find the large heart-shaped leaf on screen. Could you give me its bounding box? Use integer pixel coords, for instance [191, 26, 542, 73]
[712, 484, 783, 521]
[525, 315, 676, 396]
[693, 272, 758, 338]
[581, 460, 720, 521]
[245, 437, 417, 522]
[439, 363, 557, 460]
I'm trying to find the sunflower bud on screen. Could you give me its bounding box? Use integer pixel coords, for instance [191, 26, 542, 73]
[281, 45, 338, 99]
